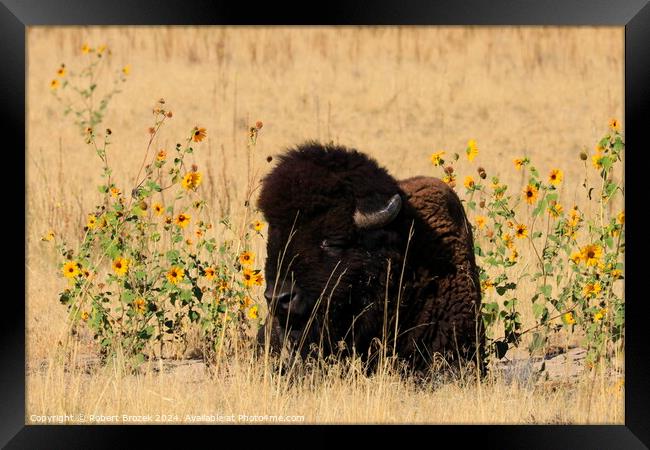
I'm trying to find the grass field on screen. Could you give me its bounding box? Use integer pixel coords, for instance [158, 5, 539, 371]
[26, 26, 624, 424]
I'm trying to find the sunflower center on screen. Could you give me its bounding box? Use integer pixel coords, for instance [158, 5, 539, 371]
[587, 251, 595, 259]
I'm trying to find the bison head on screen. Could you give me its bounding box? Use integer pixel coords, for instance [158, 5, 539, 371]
[257, 142, 408, 356]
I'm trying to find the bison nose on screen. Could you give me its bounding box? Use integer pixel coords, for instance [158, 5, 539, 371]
[264, 287, 299, 311]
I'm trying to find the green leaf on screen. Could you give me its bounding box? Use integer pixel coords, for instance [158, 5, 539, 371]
[166, 250, 180, 263]
[188, 309, 200, 322]
[540, 284, 552, 297]
[532, 302, 547, 319]
[122, 290, 136, 304]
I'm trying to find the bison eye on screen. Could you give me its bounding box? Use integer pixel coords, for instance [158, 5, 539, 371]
[320, 239, 348, 251]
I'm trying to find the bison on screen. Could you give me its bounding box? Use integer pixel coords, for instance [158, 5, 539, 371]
[256, 141, 484, 373]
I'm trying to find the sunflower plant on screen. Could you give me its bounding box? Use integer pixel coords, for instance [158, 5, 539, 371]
[430, 124, 624, 367]
[49, 50, 266, 370]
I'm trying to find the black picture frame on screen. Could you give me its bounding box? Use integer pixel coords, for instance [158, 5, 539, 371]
[7, 0, 649, 447]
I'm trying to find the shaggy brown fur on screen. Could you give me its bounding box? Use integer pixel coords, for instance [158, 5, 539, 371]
[257, 142, 484, 373]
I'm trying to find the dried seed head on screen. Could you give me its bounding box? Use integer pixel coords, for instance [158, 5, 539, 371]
[580, 151, 588, 161]
[191, 164, 198, 172]
[478, 167, 487, 179]
[266, 156, 273, 163]
[444, 165, 454, 174]
[256, 121, 263, 129]
[479, 199, 486, 208]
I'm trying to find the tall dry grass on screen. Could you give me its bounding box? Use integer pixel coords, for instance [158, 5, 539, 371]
[26, 26, 624, 424]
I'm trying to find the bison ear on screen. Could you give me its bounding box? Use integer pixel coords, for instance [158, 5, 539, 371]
[353, 193, 402, 229]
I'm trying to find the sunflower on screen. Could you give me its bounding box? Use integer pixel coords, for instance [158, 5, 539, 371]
[609, 118, 621, 131]
[481, 278, 494, 292]
[203, 267, 216, 280]
[175, 213, 191, 228]
[239, 251, 254, 266]
[112, 257, 129, 276]
[582, 282, 602, 298]
[62, 261, 80, 278]
[192, 127, 207, 143]
[442, 174, 456, 187]
[522, 184, 538, 205]
[592, 152, 604, 169]
[430, 151, 445, 167]
[570, 251, 582, 264]
[81, 43, 91, 54]
[502, 233, 514, 249]
[466, 139, 478, 162]
[166, 267, 185, 284]
[97, 44, 107, 54]
[56, 65, 66, 77]
[156, 149, 167, 162]
[122, 65, 131, 75]
[548, 169, 563, 186]
[81, 311, 89, 321]
[247, 305, 259, 320]
[254, 273, 264, 286]
[508, 248, 519, 263]
[164, 216, 173, 225]
[242, 296, 253, 308]
[580, 244, 602, 266]
[515, 224, 528, 239]
[475, 216, 486, 230]
[153, 203, 164, 215]
[50, 79, 60, 90]
[568, 207, 581, 227]
[251, 220, 264, 232]
[611, 269, 623, 279]
[134, 297, 146, 314]
[513, 158, 525, 170]
[548, 203, 564, 218]
[110, 187, 121, 198]
[242, 269, 255, 287]
[594, 308, 607, 322]
[181, 172, 202, 191]
[195, 229, 203, 238]
[87, 214, 97, 229]
[217, 279, 230, 292]
[617, 211, 624, 225]
[42, 230, 55, 242]
[563, 312, 576, 325]
[464, 176, 475, 189]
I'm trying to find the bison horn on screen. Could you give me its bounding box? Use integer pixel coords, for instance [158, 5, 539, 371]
[353, 194, 402, 229]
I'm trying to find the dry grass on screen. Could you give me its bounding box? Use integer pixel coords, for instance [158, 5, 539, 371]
[26, 26, 624, 424]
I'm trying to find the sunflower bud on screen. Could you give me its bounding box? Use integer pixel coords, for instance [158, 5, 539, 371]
[191, 164, 198, 172]
[444, 165, 454, 174]
[453, 153, 460, 161]
[138, 200, 148, 211]
[478, 167, 487, 179]
[579, 151, 588, 161]
[256, 121, 263, 129]
[479, 199, 486, 208]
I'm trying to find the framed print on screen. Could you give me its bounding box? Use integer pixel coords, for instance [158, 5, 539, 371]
[6, 0, 650, 447]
